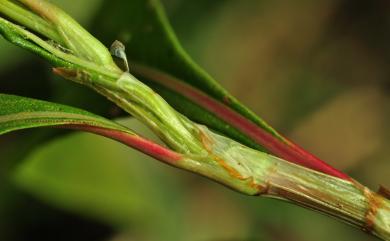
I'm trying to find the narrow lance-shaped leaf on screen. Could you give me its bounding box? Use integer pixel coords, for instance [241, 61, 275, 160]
[92, 0, 348, 179]
[0, 94, 182, 164]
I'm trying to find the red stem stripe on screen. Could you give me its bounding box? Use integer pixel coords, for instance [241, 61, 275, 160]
[63, 124, 182, 164]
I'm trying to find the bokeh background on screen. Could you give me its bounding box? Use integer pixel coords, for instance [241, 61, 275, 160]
[0, 0, 389, 240]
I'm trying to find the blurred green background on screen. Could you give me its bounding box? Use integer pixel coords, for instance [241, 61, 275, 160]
[0, 0, 389, 240]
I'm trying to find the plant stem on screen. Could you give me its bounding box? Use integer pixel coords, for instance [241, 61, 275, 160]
[0, 0, 61, 43]
[0, 1, 389, 239]
[189, 127, 390, 240]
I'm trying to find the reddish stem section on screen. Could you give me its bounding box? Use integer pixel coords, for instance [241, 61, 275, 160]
[133, 64, 350, 180]
[63, 124, 182, 164]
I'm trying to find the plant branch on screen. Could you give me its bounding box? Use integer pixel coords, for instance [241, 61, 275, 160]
[0, 0, 389, 239]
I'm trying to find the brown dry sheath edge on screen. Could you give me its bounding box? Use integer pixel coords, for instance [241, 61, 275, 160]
[363, 187, 386, 234]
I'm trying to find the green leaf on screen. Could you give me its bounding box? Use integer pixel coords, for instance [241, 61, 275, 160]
[0, 93, 128, 135]
[0, 93, 183, 166]
[92, 0, 348, 179]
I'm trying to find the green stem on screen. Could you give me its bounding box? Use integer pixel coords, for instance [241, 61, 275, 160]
[186, 127, 390, 240]
[114, 73, 207, 154]
[1, 0, 120, 70]
[0, 17, 122, 78]
[0, 0, 62, 43]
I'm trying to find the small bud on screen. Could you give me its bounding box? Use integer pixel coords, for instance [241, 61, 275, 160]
[110, 40, 129, 72]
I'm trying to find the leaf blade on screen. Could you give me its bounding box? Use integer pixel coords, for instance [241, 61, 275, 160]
[0, 93, 182, 164]
[0, 93, 126, 135]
